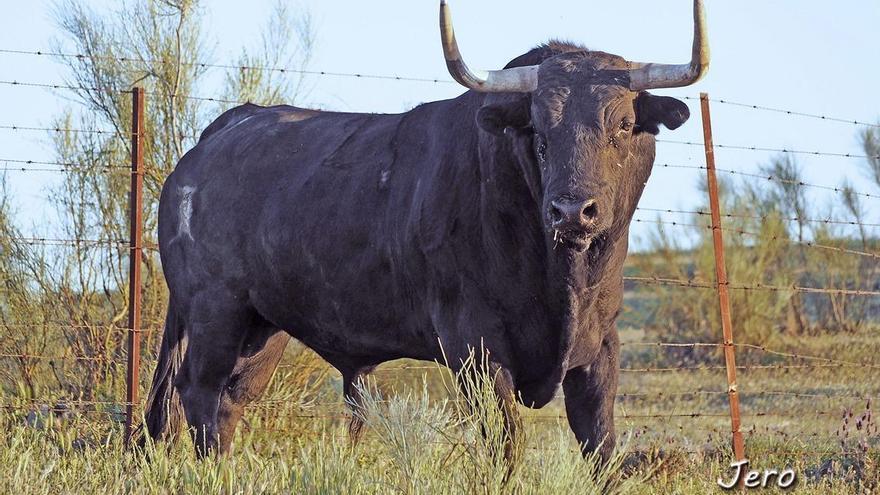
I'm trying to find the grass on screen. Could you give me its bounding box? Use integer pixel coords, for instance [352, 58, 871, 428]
[1, 328, 878, 494]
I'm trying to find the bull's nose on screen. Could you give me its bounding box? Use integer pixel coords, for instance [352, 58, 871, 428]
[549, 198, 598, 230]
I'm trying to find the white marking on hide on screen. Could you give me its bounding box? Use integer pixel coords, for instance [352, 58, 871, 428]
[178, 186, 196, 241]
[227, 115, 255, 131]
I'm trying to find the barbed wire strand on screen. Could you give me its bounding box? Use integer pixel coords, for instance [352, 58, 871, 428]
[0, 323, 160, 335]
[2, 78, 879, 161]
[656, 139, 879, 160]
[0, 399, 854, 423]
[0, 48, 457, 85]
[631, 217, 880, 260]
[637, 207, 880, 228]
[0, 355, 845, 374]
[1, 236, 128, 247]
[727, 226, 880, 260]
[0, 158, 128, 172]
[623, 275, 880, 297]
[0, 79, 249, 106]
[0, 123, 119, 136]
[685, 96, 880, 128]
[660, 163, 880, 201]
[0, 235, 159, 251]
[4, 388, 874, 412]
[0, 352, 119, 363]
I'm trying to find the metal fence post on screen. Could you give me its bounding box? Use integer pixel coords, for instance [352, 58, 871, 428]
[699, 92, 747, 462]
[125, 87, 145, 446]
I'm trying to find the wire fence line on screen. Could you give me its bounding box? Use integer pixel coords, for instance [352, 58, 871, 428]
[2, 357, 874, 374]
[0, 352, 120, 363]
[0, 158, 127, 170]
[4, 339, 875, 373]
[0, 122, 194, 146]
[0, 401, 834, 422]
[636, 207, 880, 228]
[0, 79, 251, 106]
[4, 47, 880, 130]
[654, 163, 880, 201]
[631, 217, 880, 260]
[1, 390, 874, 418]
[0, 123, 121, 136]
[1, 388, 875, 413]
[0, 228, 875, 295]
[0, 166, 125, 174]
[0, 235, 159, 250]
[682, 95, 880, 129]
[6, 156, 879, 206]
[2, 78, 879, 159]
[0, 48, 459, 85]
[623, 276, 880, 297]
[656, 139, 880, 160]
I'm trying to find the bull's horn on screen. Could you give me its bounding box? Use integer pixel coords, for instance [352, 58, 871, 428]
[628, 0, 710, 90]
[440, 0, 539, 93]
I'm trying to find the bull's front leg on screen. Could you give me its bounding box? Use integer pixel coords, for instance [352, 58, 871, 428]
[455, 360, 523, 473]
[438, 290, 523, 471]
[489, 362, 523, 468]
[562, 331, 619, 463]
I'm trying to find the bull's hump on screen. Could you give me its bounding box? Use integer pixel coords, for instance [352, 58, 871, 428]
[198, 104, 322, 143]
[276, 108, 321, 123]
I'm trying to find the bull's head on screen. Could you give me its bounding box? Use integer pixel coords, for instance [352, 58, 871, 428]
[440, 0, 707, 252]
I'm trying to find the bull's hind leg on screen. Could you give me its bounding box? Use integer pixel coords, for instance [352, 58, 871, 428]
[175, 295, 253, 457]
[563, 331, 619, 464]
[217, 331, 291, 453]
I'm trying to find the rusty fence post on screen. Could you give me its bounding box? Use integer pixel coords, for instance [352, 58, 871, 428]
[125, 87, 145, 446]
[699, 92, 746, 462]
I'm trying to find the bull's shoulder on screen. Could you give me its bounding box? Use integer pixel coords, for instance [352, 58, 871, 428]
[198, 104, 324, 142]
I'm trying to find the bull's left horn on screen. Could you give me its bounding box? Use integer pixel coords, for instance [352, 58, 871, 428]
[628, 0, 710, 90]
[440, 0, 539, 93]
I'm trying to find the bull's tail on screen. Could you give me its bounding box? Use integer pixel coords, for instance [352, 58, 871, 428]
[139, 301, 187, 446]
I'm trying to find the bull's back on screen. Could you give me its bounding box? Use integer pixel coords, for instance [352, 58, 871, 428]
[158, 104, 434, 358]
[161, 104, 402, 250]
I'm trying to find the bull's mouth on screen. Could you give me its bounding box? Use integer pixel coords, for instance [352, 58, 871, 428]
[555, 230, 592, 252]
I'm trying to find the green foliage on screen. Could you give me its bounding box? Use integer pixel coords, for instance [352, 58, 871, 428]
[0, 0, 315, 401]
[632, 154, 879, 355]
[860, 125, 880, 190]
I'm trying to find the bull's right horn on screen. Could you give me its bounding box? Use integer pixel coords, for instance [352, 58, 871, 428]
[439, 0, 539, 93]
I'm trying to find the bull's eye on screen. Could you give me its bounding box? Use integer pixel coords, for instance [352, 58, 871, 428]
[534, 134, 547, 162]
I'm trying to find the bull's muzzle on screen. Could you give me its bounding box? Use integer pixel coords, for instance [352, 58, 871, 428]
[549, 197, 598, 251]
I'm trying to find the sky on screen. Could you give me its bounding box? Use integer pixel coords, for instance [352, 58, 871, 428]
[1, 0, 878, 249]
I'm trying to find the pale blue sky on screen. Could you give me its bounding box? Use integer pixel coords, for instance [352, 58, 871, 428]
[1, 1, 878, 248]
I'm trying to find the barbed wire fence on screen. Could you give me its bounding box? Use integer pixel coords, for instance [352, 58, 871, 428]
[0, 49, 878, 463]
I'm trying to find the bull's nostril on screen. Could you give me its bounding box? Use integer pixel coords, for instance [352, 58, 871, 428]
[549, 203, 563, 224]
[582, 201, 598, 220]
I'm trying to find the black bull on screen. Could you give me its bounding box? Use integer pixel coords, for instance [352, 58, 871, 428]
[143, 43, 693, 461]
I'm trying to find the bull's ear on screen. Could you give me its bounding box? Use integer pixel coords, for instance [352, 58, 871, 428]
[476, 98, 531, 136]
[634, 92, 690, 135]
